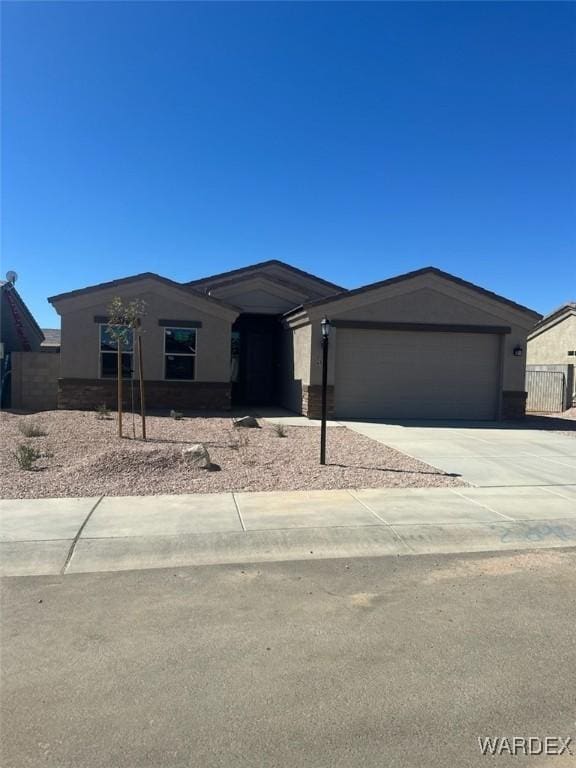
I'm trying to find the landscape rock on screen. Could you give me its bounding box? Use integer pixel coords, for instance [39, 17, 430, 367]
[233, 416, 260, 429]
[0, 410, 468, 499]
[182, 443, 212, 468]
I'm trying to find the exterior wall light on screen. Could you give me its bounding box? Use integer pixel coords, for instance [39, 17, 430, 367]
[513, 345, 523, 357]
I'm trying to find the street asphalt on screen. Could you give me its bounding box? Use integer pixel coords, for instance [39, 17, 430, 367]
[1, 549, 575, 768]
[2, 419, 575, 766]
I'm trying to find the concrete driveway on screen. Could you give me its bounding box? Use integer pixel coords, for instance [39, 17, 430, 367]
[342, 421, 576, 487]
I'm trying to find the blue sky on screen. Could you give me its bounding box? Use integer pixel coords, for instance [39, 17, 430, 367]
[2, 1, 575, 328]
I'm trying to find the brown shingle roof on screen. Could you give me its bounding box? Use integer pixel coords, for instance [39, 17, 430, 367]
[40, 328, 61, 347]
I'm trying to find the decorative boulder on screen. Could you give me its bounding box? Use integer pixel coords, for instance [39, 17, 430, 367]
[182, 443, 212, 468]
[233, 416, 260, 429]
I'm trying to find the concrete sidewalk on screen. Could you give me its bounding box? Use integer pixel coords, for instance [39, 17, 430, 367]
[2, 484, 575, 577]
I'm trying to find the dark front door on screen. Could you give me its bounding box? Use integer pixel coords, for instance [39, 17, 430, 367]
[232, 315, 280, 405]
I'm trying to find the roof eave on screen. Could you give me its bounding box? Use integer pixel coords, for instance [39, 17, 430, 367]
[301, 267, 542, 323]
[48, 273, 241, 315]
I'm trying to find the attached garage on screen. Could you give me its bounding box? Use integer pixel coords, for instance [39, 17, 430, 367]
[283, 267, 542, 421]
[334, 326, 501, 420]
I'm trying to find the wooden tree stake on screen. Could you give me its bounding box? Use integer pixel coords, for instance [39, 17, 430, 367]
[117, 345, 123, 438]
[137, 331, 146, 440]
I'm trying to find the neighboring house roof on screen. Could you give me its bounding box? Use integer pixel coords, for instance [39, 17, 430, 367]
[528, 301, 576, 340]
[187, 259, 346, 294]
[48, 272, 240, 313]
[0, 280, 45, 351]
[284, 266, 542, 321]
[41, 328, 61, 348]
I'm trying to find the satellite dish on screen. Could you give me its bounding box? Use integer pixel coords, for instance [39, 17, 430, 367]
[6, 271, 18, 284]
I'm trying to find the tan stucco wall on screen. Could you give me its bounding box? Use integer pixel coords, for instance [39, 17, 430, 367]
[293, 324, 312, 385]
[279, 323, 311, 412]
[241, 264, 338, 299]
[306, 282, 533, 391]
[198, 263, 339, 300]
[211, 281, 307, 314]
[527, 315, 576, 365]
[57, 285, 236, 382]
[11, 351, 60, 411]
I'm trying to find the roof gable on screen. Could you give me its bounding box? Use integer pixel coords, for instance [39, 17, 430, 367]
[48, 272, 240, 319]
[187, 259, 345, 298]
[296, 267, 541, 326]
[208, 273, 326, 313]
[528, 301, 576, 339]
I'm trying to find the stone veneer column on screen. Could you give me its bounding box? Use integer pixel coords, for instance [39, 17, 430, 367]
[301, 384, 335, 419]
[502, 390, 527, 419]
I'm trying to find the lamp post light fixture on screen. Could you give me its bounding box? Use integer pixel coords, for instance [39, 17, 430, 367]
[513, 345, 523, 357]
[320, 316, 331, 465]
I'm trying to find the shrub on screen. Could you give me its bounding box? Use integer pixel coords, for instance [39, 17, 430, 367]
[228, 430, 249, 451]
[227, 429, 253, 464]
[95, 403, 111, 420]
[170, 409, 184, 420]
[14, 444, 42, 470]
[18, 422, 47, 438]
[271, 423, 288, 438]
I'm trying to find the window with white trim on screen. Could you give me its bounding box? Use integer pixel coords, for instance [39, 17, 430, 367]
[100, 325, 133, 378]
[164, 327, 197, 380]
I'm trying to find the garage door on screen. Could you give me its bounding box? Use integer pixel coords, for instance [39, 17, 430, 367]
[335, 329, 501, 420]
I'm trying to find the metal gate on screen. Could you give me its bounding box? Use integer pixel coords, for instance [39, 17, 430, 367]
[526, 370, 565, 413]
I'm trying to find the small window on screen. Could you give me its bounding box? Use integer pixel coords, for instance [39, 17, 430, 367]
[568, 350, 575, 356]
[100, 325, 133, 378]
[164, 328, 196, 380]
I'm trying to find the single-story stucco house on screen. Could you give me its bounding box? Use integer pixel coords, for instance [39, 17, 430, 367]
[48, 261, 541, 420]
[528, 302, 576, 366]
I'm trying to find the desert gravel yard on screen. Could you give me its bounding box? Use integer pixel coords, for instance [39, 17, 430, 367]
[0, 410, 464, 499]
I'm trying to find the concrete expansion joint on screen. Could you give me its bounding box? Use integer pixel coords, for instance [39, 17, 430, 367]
[60, 495, 105, 575]
[344, 489, 418, 554]
[448, 488, 515, 522]
[345, 489, 389, 525]
[232, 493, 247, 532]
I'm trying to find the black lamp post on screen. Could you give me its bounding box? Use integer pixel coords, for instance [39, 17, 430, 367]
[320, 316, 331, 465]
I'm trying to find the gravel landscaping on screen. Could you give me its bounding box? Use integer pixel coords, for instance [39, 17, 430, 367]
[0, 410, 465, 499]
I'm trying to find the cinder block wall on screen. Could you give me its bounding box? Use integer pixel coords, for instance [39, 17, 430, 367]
[11, 351, 60, 411]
